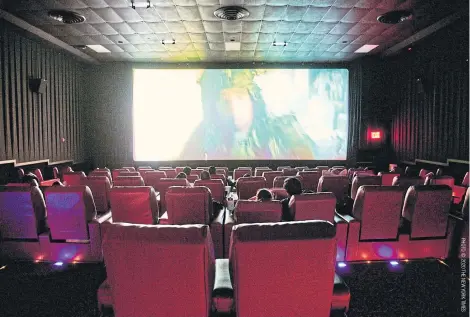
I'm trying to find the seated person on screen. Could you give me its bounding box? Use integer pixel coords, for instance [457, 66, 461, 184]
[200, 171, 211, 180]
[208, 166, 216, 175]
[249, 188, 273, 201]
[183, 166, 192, 177]
[52, 181, 65, 187]
[22, 173, 40, 186]
[281, 177, 302, 221]
[176, 172, 187, 179]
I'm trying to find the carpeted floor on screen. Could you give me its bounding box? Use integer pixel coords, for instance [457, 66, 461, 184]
[0, 259, 466, 317]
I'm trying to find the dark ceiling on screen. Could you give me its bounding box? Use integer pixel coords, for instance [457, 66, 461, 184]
[0, 0, 466, 63]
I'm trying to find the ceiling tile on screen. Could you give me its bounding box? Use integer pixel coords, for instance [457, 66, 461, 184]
[87, 34, 114, 44]
[361, 8, 387, 23]
[129, 22, 153, 34]
[134, 8, 162, 22]
[94, 8, 124, 23]
[148, 22, 169, 33]
[198, 6, 219, 21]
[354, 0, 383, 8]
[76, 8, 106, 23]
[206, 32, 224, 42]
[173, 0, 197, 5]
[223, 21, 243, 33]
[313, 43, 331, 51]
[123, 33, 146, 44]
[189, 33, 207, 42]
[224, 33, 241, 42]
[340, 44, 363, 52]
[277, 21, 299, 33]
[338, 33, 359, 43]
[176, 6, 201, 20]
[333, 0, 361, 8]
[82, 0, 109, 8]
[165, 21, 187, 33]
[260, 21, 278, 33]
[258, 33, 275, 43]
[172, 33, 192, 43]
[114, 7, 144, 23]
[91, 23, 119, 35]
[156, 6, 181, 21]
[285, 5, 308, 21]
[241, 43, 257, 50]
[108, 22, 135, 34]
[351, 34, 376, 44]
[302, 6, 329, 22]
[330, 22, 355, 35]
[73, 23, 101, 35]
[183, 21, 205, 33]
[328, 43, 347, 52]
[107, 34, 128, 44]
[377, 0, 401, 10]
[209, 42, 226, 50]
[103, 0, 129, 8]
[322, 7, 351, 22]
[311, 22, 336, 34]
[305, 33, 324, 43]
[341, 8, 370, 23]
[296, 22, 318, 33]
[284, 42, 301, 51]
[241, 32, 259, 42]
[245, 0, 267, 5]
[242, 21, 262, 33]
[118, 43, 138, 52]
[203, 21, 223, 33]
[311, 0, 336, 6]
[195, 0, 219, 5]
[321, 34, 342, 44]
[263, 5, 287, 21]
[243, 6, 266, 21]
[102, 44, 125, 52]
[289, 33, 309, 43]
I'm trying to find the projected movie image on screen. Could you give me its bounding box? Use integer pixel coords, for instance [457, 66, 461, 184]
[133, 68, 349, 161]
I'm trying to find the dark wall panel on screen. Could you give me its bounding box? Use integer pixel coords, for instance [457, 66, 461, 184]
[0, 19, 86, 165]
[386, 17, 469, 163]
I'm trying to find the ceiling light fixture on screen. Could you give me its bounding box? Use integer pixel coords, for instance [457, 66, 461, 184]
[355, 44, 379, 53]
[225, 42, 241, 51]
[273, 41, 287, 47]
[161, 39, 176, 45]
[86, 45, 111, 53]
[129, 0, 153, 9]
[214, 6, 250, 20]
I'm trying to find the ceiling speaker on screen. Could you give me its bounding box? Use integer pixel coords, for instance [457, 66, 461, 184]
[214, 6, 250, 20]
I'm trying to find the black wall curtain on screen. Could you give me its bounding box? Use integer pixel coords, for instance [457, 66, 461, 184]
[347, 62, 363, 164]
[0, 19, 86, 164]
[387, 17, 469, 163]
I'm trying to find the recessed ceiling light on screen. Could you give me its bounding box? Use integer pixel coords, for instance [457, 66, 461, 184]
[129, 0, 153, 9]
[225, 42, 241, 51]
[161, 39, 175, 45]
[86, 45, 111, 53]
[355, 44, 379, 53]
[272, 41, 287, 47]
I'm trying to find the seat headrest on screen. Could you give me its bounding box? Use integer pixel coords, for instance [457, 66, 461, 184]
[298, 171, 320, 176]
[45, 185, 96, 219]
[159, 178, 189, 185]
[87, 175, 110, 182]
[103, 222, 210, 244]
[263, 171, 283, 176]
[235, 200, 281, 212]
[232, 220, 335, 242]
[64, 171, 86, 177]
[166, 185, 210, 195]
[112, 186, 154, 193]
[144, 170, 167, 177]
[119, 171, 140, 177]
[195, 179, 224, 186]
[291, 192, 336, 202]
[237, 176, 266, 183]
[357, 185, 405, 194]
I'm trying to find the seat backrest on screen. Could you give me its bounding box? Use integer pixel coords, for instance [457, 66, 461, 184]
[18, 168, 25, 179]
[166, 187, 213, 225]
[52, 167, 59, 179]
[317, 176, 349, 203]
[229, 221, 336, 317]
[378, 172, 400, 186]
[430, 176, 455, 187]
[295, 166, 308, 171]
[215, 167, 228, 177]
[0, 186, 46, 239]
[122, 167, 136, 172]
[351, 175, 382, 199]
[352, 186, 405, 240]
[402, 185, 452, 239]
[289, 192, 336, 222]
[119, 171, 140, 177]
[234, 200, 282, 223]
[347, 168, 363, 182]
[110, 186, 159, 225]
[353, 170, 375, 178]
[102, 223, 214, 317]
[143, 170, 167, 188]
[297, 171, 321, 192]
[33, 169, 44, 182]
[276, 166, 291, 171]
[190, 169, 204, 177]
[175, 167, 185, 174]
[392, 176, 424, 189]
[419, 169, 430, 179]
[273, 175, 290, 188]
[262, 171, 283, 187]
[114, 176, 145, 187]
[84, 176, 111, 213]
[63, 171, 86, 186]
[194, 179, 225, 203]
[236, 176, 267, 200]
[163, 169, 177, 178]
[155, 178, 189, 211]
[187, 174, 199, 183]
[112, 168, 130, 180]
[210, 173, 226, 185]
[282, 168, 298, 177]
[137, 167, 153, 173]
[45, 186, 96, 240]
[89, 170, 112, 183]
[269, 188, 289, 200]
[254, 167, 271, 176]
[197, 166, 210, 171]
[462, 172, 469, 186]
[233, 168, 252, 180]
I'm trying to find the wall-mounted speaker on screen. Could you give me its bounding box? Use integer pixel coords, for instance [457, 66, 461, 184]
[30, 78, 47, 94]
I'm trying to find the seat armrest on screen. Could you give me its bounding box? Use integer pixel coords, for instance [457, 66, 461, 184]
[335, 213, 357, 223]
[159, 211, 169, 225]
[334, 215, 346, 224]
[212, 259, 233, 313]
[93, 211, 112, 224]
[332, 273, 350, 312]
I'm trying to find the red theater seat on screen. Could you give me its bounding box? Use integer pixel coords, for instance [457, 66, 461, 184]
[419, 169, 431, 179]
[164, 169, 177, 178]
[165, 186, 213, 225]
[281, 168, 298, 176]
[45, 186, 97, 241]
[317, 176, 349, 205]
[295, 166, 309, 171]
[118, 171, 140, 177]
[154, 178, 189, 213]
[0, 186, 46, 239]
[197, 166, 210, 171]
[233, 168, 252, 180]
[142, 170, 167, 188]
[297, 171, 321, 192]
[99, 223, 215, 317]
[34, 168, 61, 186]
[191, 169, 205, 177]
[89, 170, 112, 183]
[276, 166, 290, 171]
[216, 167, 229, 177]
[233, 200, 282, 224]
[392, 176, 424, 188]
[187, 174, 199, 183]
[254, 167, 271, 176]
[402, 185, 452, 239]
[426, 175, 455, 187]
[122, 167, 136, 172]
[289, 192, 336, 222]
[351, 175, 382, 199]
[175, 167, 185, 174]
[63, 171, 87, 186]
[113, 176, 145, 187]
[195, 179, 225, 204]
[272, 175, 290, 188]
[236, 176, 266, 200]
[378, 172, 400, 186]
[262, 171, 283, 187]
[269, 188, 288, 200]
[229, 221, 350, 316]
[112, 168, 130, 180]
[110, 186, 159, 224]
[18, 168, 25, 179]
[462, 172, 469, 186]
[210, 173, 226, 185]
[84, 176, 111, 213]
[52, 167, 59, 179]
